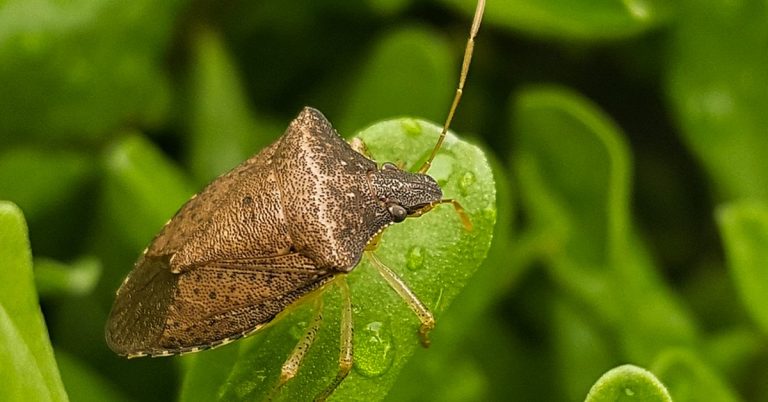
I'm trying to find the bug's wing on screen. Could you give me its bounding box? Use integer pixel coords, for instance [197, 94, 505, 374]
[148, 143, 282, 269]
[106, 253, 333, 357]
[106, 255, 176, 356]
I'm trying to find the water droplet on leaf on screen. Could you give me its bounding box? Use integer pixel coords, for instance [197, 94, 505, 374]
[401, 119, 422, 136]
[354, 321, 394, 377]
[406, 246, 425, 271]
[458, 171, 475, 196]
[289, 321, 306, 340]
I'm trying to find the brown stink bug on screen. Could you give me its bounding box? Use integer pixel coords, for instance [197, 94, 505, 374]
[105, 0, 486, 400]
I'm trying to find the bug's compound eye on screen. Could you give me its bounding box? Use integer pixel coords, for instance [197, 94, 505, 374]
[382, 162, 399, 171]
[387, 203, 407, 222]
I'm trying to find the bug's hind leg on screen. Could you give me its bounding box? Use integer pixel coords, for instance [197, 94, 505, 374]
[367, 251, 435, 347]
[267, 297, 324, 401]
[314, 276, 354, 401]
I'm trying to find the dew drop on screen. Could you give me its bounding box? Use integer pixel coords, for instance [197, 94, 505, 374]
[254, 369, 267, 383]
[401, 119, 422, 136]
[406, 246, 426, 271]
[354, 321, 394, 377]
[482, 207, 496, 223]
[458, 171, 476, 196]
[624, 387, 635, 396]
[288, 321, 306, 340]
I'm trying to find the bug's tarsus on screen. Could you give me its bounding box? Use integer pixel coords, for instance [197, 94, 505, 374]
[314, 277, 354, 401]
[418, 0, 486, 174]
[440, 199, 473, 231]
[410, 199, 474, 232]
[367, 252, 436, 348]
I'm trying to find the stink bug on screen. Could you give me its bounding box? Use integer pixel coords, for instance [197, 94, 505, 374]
[106, 0, 486, 400]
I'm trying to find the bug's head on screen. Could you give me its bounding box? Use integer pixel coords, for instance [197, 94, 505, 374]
[369, 162, 443, 223]
[369, 162, 473, 230]
[365, 0, 485, 230]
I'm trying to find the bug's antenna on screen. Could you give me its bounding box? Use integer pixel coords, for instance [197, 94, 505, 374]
[419, 0, 485, 174]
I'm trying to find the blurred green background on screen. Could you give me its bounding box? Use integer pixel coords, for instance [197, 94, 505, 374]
[1, 0, 768, 401]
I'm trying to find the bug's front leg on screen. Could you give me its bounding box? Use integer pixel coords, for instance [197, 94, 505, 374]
[367, 252, 435, 347]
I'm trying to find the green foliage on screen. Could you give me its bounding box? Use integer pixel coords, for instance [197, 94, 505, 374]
[652, 349, 741, 402]
[55, 349, 130, 402]
[34, 257, 101, 298]
[440, 0, 672, 41]
[585, 364, 671, 402]
[337, 27, 453, 135]
[1, 0, 768, 401]
[666, 0, 768, 201]
[186, 28, 282, 185]
[717, 202, 768, 335]
[0, 0, 185, 141]
[0, 202, 68, 402]
[512, 87, 697, 365]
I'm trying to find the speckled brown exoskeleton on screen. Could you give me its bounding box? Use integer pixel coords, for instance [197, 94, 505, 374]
[105, 1, 485, 400]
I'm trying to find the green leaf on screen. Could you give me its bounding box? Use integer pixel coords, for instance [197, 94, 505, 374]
[666, 0, 768, 201]
[388, 313, 516, 402]
[187, 27, 282, 185]
[386, 148, 572, 401]
[585, 364, 672, 402]
[101, 133, 195, 252]
[0, 201, 68, 402]
[439, 0, 671, 42]
[338, 27, 453, 135]
[180, 118, 496, 401]
[704, 328, 765, 381]
[0, 147, 96, 255]
[511, 86, 696, 361]
[716, 201, 768, 335]
[652, 349, 741, 402]
[55, 349, 130, 402]
[385, 148, 520, 401]
[0, 147, 94, 220]
[513, 85, 631, 267]
[615, 241, 698, 361]
[0, 0, 187, 141]
[553, 297, 615, 402]
[34, 256, 101, 298]
[511, 85, 631, 325]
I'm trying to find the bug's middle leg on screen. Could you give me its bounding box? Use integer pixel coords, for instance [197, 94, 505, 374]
[314, 276, 354, 401]
[269, 296, 324, 401]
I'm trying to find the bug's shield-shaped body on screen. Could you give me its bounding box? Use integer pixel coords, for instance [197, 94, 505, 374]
[106, 107, 442, 357]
